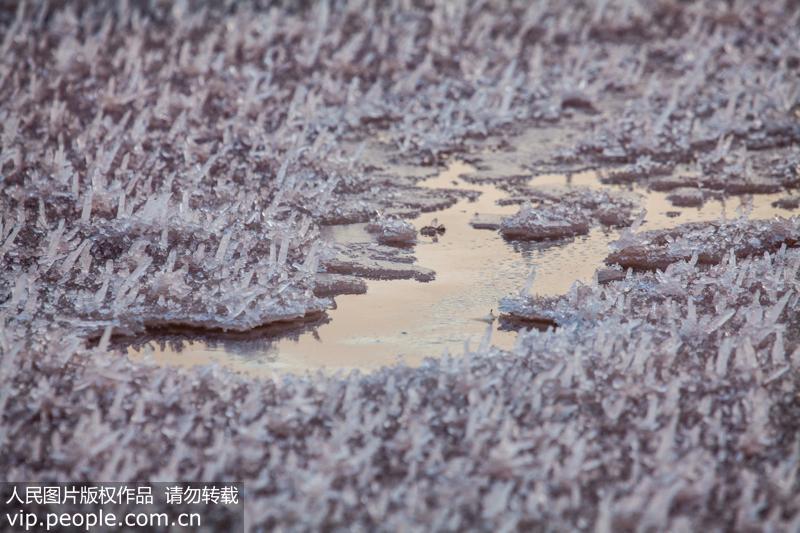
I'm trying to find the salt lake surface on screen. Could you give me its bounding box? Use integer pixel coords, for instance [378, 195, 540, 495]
[127, 155, 796, 375]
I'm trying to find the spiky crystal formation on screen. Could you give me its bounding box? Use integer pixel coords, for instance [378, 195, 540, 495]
[1, 1, 799, 530]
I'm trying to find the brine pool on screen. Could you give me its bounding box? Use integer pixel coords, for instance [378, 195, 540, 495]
[127, 160, 796, 375]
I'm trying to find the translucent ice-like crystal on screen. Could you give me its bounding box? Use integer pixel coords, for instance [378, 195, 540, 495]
[366, 217, 418, 246]
[500, 203, 590, 240]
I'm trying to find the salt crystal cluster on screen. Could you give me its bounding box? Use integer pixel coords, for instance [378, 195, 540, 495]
[666, 187, 706, 207]
[499, 188, 638, 240]
[500, 202, 590, 240]
[603, 156, 675, 184]
[606, 217, 800, 271]
[366, 216, 418, 246]
[323, 242, 434, 282]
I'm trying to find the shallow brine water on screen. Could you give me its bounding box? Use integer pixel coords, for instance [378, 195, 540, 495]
[127, 157, 796, 375]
